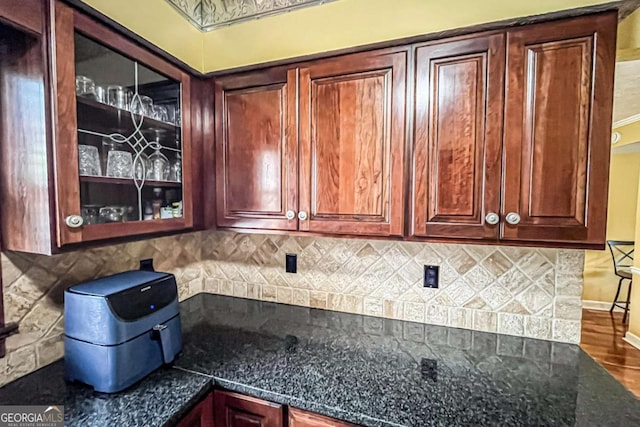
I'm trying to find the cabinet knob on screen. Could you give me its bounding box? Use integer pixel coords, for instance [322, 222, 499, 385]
[286, 210, 296, 220]
[65, 215, 84, 228]
[485, 212, 500, 225]
[505, 212, 521, 225]
[298, 211, 308, 221]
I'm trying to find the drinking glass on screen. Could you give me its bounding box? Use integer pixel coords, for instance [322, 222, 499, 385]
[106, 150, 133, 178]
[152, 105, 169, 122]
[107, 85, 130, 110]
[169, 153, 181, 182]
[141, 96, 154, 117]
[134, 152, 150, 180]
[78, 145, 101, 176]
[75, 76, 95, 97]
[129, 94, 145, 116]
[148, 148, 169, 181]
[81, 205, 102, 225]
[94, 86, 107, 103]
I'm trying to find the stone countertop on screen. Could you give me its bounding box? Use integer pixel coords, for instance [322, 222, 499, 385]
[1, 293, 639, 426]
[176, 294, 640, 427]
[0, 361, 211, 426]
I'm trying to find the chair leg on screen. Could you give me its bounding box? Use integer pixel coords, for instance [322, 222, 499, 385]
[611, 277, 624, 313]
[623, 279, 633, 324]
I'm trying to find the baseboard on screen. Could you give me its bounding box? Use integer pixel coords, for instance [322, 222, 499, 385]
[582, 300, 623, 312]
[623, 331, 640, 351]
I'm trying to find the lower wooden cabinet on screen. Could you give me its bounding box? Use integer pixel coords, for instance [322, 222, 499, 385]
[288, 408, 357, 427]
[178, 390, 358, 427]
[214, 390, 283, 427]
[178, 394, 214, 427]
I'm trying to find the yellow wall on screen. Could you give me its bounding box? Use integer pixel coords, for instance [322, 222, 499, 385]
[618, 7, 640, 61]
[200, 0, 616, 72]
[583, 153, 640, 302]
[627, 172, 640, 336]
[81, 0, 615, 73]
[80, 0, 203, 70]
[613, 121, 640, 146]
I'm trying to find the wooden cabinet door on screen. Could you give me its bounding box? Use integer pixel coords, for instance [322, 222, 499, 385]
[288, 408, 357, 427]
[214, 390, 283, 427]
[298, 49, 407, 236]
[502, 13, 616, 246]
[52, 2, 195, 247]
[411, 34, 505, 240]
[214, 69, 298, 230]
[178, 393, 214, 427]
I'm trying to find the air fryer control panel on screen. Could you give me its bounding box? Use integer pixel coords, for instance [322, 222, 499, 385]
[107, 276, 177, 321]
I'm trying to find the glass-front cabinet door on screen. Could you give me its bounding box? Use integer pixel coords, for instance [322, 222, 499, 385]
[53, 4, 193, 246]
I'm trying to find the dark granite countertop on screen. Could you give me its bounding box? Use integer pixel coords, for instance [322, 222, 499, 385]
[0, 361, 211, 426]
[176, 294, 640, 427]
[1, 293, 639, 427]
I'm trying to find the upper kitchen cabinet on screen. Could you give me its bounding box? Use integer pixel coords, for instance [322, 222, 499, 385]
[214, 49, 408, 237]
[0, 1, 201, 254]
[52, 2, 194, 246]
[411, 34, 505, 240]
[502, 13, 616, 246]
[298, 50, 408, 236]
[214, 68, 298, 231]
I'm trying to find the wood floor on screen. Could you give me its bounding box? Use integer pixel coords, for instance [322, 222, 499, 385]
[581, 309, 640, 397]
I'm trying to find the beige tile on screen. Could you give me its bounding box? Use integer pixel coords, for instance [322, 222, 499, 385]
[219, 280, 234, 296]
[449, 307, 472, 329]
[555, 274, 583, 297]
[261, 284, 277, 302]
[479, 284, 511, 310]
[292, 289, 310, 307]
[556, 250, 585, 273]
[498, 313, 525, 336]
[553, 319, 581, 343]
[383, 300, 402, 319]
[426, 304, 449, 326]
[403, 302, 425, 323]
[276, 287, 292, 304]
[515, 285, 552, 314]
[203, 277, 219, 293]
[473, 310, 497, 332]
[36, 334, 64, 367]
[482, 251, 513, 276]
[524, 316, 551, 340]
[247, 282, 261, 300]
[233, 282, 248, 298]
[363, 297, 383, 317]
[553, 296, 582, 320]
[447, 249, 476, 275]
[309, 291, 327, 309]
[464, 265, 494, 292]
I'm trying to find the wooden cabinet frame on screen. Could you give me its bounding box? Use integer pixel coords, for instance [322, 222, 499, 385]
[50, 1, 194, 247]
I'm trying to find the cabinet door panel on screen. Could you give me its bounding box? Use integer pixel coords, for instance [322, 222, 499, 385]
[289, 407, 357, 427]
[215, 69, 298, 230]
[299, 50, 407, 236]
[52, 3, 195, 247]
[214, 390, 283, 427]
[503, 13, 616, 245]
[412, 35, 505, 239]
[177, 393, 214, 427]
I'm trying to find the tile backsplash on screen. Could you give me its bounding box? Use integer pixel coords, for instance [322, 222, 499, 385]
[1, 230, 584, 386]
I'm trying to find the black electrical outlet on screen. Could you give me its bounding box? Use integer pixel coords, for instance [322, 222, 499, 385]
[421, 358, 437, 382]
[286, 253, 297, 274]
[423, 265, 439, 288]
[140, 258, 154, 271]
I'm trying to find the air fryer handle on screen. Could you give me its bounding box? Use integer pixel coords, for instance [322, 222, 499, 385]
[153, 324, 174, 364]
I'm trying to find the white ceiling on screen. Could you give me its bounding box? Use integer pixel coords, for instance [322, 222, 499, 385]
[613, 60, 640, 125]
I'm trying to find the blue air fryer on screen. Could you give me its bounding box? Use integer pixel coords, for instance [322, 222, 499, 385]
[64, 270, 182, 393]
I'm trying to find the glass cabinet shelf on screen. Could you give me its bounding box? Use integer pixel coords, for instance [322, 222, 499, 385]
[79, 175, 182, 187]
